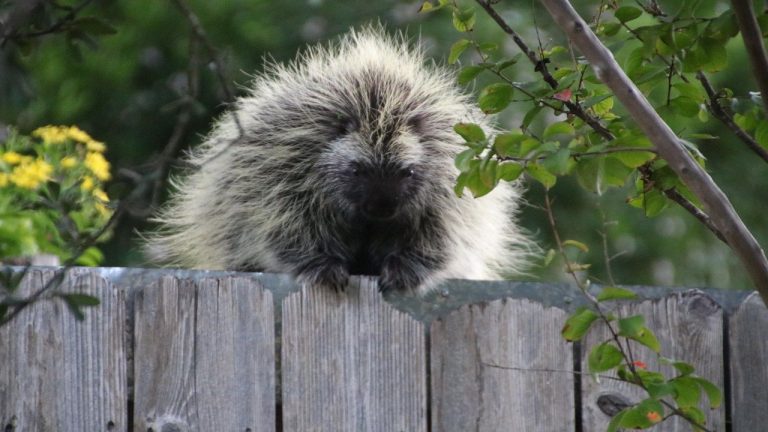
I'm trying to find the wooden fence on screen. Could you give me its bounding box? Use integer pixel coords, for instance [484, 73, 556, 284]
[0, 267, 766, 432]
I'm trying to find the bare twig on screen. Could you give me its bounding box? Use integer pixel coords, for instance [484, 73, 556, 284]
[731, 0, 768, 115]
[0, 0, 94, 47]
[539, 0, 768, 305]
[696, 71, 768, 164]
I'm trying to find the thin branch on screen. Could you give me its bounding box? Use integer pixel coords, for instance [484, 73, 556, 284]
[0, 205, 124, 326]
[0, 0, 94, 46]
[696, 71, 768, 164]
[731, 0, 768, 115]
[539, 0, 768, 306]
[474, 0, 613, 140]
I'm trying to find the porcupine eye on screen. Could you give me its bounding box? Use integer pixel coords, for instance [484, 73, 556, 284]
[333, 114, 356, 137]
[400, 166, 415, 178]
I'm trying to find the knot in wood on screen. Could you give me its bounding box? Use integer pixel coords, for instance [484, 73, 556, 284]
[573, 21, 584, 33]
[683, 291, 719, 319]
[596, 393, 631, 417]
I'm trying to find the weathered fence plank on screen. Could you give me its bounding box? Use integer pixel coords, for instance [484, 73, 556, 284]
[581, 290, 724, 431]
[430, 298, 575, 432]
[729, 292, 768, 432]
[0, 269, 127, 431]
[281, 277, 426, 432]
[133, 276, 275, 432]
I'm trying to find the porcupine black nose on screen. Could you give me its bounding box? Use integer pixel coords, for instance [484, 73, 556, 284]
[362, 192, 400, 220]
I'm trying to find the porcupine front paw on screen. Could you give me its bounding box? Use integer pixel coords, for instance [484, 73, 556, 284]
[296, 256, 350, 293]
[378, 254, 426, 294]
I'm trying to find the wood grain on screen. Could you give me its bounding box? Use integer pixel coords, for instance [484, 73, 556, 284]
[281, 277, 426, 432]
[0, 269, 127, 431]
[430, 298, 574, 432]
[729, 292, 768, 432]
[133, 275, 275, 432]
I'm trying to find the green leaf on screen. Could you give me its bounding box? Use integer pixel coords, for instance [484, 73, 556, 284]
[542, 148, 571, 175]
[543, 248, 557, 266]
[458, 65, 485, 85]
[645, 381, 676, 399]
[755, 121, 768, 149]
[700, 38, 728, 72]
[597, 286, 638, 302]
[561, 307, 599, 341]
[679, 406, 707, 429]
[606, 409, 628, 432]
[563, 239, 589, 253]
[614, 6, 643, 23]
[672, 376, 701, 408]
[75, 246, 104, 267]
[618, 399, 664, 428]
[465, 168, 492, 198]
[634, 326, 662, 353]
[603, 157, 632, 187]
[479, 159, 498, 190]
[527, 163, 557, 189]
[452, 7, 476, 32]
[522, 105, 543, 129]
[671, 96, 701, 118]
[455, 149, 476, 172]
[418, 1, 435, 12]
[454, 123, 486, 143]
[601, 22, 622, 36]
[448, 39, 471, 64]
[618, 315, 645, 338]
[691, 376, 723, 409]
[669, 360, 695, 376]
[633, 189, 668, 217]
[497, 162, 524, 181]
[574, 157, 604, 193]
[496, 54, 522, 72]
[542, 121, 575, 139]
[588, 342, 624, 373]
[58, 293, 100, 321]
[493, 133, 527, 158]
[673, 82, 705, 103]
[478, 83, 514, 114]
[454, 172, 468, 197]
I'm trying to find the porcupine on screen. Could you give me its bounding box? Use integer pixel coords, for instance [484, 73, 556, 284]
[146, 27, 530, 294]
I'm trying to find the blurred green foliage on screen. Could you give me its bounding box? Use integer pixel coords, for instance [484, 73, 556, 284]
[0, 0, 764, 290]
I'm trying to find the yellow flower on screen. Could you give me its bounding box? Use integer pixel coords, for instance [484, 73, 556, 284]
[92, 188, 109, 202]
[85, 140, 106, 152]
[84, 152, 111, 181]
[61, 156, 78, 169]
[32, 125, 69, 145]
[2, 151, 23, 165]
[0, 173, 8, 187]
[92, 189, 111, 217]
[81, 175, 95, 191]
[95, 202, 111, 218]
[9, 159, 53, 189]
[66, 126, 92, 143]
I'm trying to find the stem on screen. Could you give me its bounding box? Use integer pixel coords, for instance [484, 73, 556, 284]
[696, 71, 768, 164]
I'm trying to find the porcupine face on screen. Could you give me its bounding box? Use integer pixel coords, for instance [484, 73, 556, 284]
[314, 74, 435, 222]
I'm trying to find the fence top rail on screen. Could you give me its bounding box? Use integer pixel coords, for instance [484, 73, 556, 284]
[5, 265, 756, 320]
